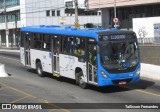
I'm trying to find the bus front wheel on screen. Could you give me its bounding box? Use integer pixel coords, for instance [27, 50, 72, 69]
[36, 62, 44, 77]
[77, 72, 88, 89]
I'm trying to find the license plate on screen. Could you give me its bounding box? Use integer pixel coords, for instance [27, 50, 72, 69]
[119, 81, 127, 85]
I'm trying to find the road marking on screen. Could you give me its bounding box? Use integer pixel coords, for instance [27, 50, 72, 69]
[123, 86, 160, 97]
[0, 83, 70, 112]
[0, 87, 7, 91]
[0, 94, 13, 96]
[10, 96, 29, 103]
[0, 83, 36, 98]
[136, 89, 160, 97]
[0, 56, 19, 62]
[124, 87, 160, 97]
[47, 109, 56, 112]
[37, 98, 49, 103]
[36, 98, 70, 112]
[45, 103, 70, 112]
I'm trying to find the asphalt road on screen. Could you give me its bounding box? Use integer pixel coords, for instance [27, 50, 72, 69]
[0, 51, 159, 112]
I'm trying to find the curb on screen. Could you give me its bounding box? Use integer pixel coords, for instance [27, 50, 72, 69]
[0, 49, 20, 53]
[141, 63, 160, 80]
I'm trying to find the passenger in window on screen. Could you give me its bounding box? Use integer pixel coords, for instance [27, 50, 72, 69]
[89, 46, 97, 64]
[65, 39, 71, 53]
[46, 43, 50, 51]
[26, 39, 29, 49]
[76, 48, 85, 56]
[74, 45, 78, 55]
[77, 48, 82, 55]
[54, 45, 59, 54]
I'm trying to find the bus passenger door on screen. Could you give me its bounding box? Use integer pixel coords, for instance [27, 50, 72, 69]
[87, 43, 98, 84]
[24, 33, 31, 66]
[52, 36, 60, 75]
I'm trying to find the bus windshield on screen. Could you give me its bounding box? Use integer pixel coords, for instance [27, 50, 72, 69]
[99, 35, 139, 71]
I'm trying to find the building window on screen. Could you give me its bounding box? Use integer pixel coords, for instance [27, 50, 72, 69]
[52, 10, 55, 16]
[98, 12, 101, 15]
[57, 10, 60, 16]
[0, 0, 20, 9]
[0, 10, 20, 23]
[65, 1, 73, 8]
[46, 10, 50, 16]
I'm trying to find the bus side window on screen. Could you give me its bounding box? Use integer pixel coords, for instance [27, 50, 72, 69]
[63, 37, 70, 54]
[20, 32, 24, 47]
[74, 37, 85, 56]
[32, 33, 41, 49]
[42, 34, 51, 51]
[70, 37, 75, 54]
[89, 44, 97, 65]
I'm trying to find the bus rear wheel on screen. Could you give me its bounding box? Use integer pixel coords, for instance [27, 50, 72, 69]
[77, 72, 88, 89]
[36, 62, 44, 77]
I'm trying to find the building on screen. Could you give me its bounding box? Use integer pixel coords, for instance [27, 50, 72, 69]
[0, 0, 101, 48]
[64, 0, 102, 28]
[0, 0, 21, 47]
[0, 0, 65, 47]
[65, 0, 101, 16]
[88, 0, 160, 29]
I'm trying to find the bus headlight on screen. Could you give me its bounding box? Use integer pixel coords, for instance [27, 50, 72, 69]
[101, 71, 108, 78]
[135, 68, 140, 76]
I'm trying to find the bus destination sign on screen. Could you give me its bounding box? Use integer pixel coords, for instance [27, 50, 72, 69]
[101, 34, 135, 41]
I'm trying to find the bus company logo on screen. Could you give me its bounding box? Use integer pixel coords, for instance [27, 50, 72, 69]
[2, 104, 11, 109]
[103, 36, 108, 40]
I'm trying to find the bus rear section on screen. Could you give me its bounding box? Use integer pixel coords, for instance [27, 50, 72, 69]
[96, 31, 140, 86]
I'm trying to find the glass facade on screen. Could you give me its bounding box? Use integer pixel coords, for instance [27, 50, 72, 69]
[0, 0, 20, 9]
[0, 10, 20, 23]
[0, 0, 20, 23]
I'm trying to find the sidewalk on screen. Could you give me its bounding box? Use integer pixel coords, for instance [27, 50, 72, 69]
[141, 63, 160, 80]
[0, 47, 20, 53]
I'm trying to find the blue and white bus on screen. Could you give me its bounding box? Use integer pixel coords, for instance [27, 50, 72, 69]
[20, 25, 140, 88]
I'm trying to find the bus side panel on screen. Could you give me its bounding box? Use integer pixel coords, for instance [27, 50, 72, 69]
[59, 54, 87, 82]
[30, 49, 52, 73]
[20, 47, 25, 66]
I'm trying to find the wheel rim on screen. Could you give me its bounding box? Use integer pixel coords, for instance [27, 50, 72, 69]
[79, 76, 85, 85]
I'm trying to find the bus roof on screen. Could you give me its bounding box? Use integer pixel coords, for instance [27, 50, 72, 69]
[20, 25, 135, 40]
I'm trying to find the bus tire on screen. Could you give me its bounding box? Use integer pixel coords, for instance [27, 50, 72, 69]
[77, 71, 87, 89]
[36, 62, 44, 77]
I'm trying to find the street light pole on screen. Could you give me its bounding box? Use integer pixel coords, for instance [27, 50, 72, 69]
[114, 0, 117, 18]
[74, 0, 79, 27]
[4, 0, 9, 48]
[114, 0, 117, 28]
[14, 14, 18, 48]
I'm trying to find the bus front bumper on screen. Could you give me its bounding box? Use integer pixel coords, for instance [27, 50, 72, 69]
[98, 74, 140, 86]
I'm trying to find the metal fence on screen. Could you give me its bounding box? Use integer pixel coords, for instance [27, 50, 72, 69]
[137, 37, 160, 45]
